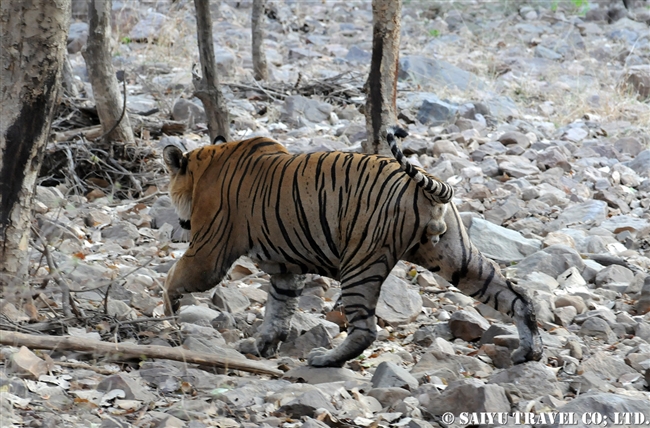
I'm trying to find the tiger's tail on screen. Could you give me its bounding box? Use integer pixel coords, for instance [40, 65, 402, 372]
[387, 127, 454, 204]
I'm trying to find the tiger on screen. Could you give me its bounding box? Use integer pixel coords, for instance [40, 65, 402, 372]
[162, 128, 543, 367]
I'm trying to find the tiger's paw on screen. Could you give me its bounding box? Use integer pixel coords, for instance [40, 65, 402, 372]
[254, 324, 286, 358]
[307, 348, 345, 368]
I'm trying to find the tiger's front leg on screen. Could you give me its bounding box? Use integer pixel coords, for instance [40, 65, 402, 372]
[255, 273, 306, 357]
[164, 256, 227, 315]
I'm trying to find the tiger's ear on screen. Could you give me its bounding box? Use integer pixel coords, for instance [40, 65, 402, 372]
[213, 135, 227, 144]
[163, 145, 186, 174]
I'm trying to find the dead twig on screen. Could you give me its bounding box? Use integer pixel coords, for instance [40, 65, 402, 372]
[0, 330, 283, 377]
[30, 227, 80, 318]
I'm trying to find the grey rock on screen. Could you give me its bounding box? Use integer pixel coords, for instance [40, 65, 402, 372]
[557, 200, 608, 226]
[432, 139, 459, 157]
[481, 343, 514, 369]
[423, 379, 510, 416]
[101, 222, 140, 246]
[281, 324, 332, 359]
[178, 306, 220, 325]
[488, 361, 562, 401]
[372, 362, 419, 391]
[624, 353, 650, 373]
[35, 186, 65, 210]
[520, 271, 559, 293]
[497, 131, 530, 148]
[614, 137, 645, 157]
[399, 55, 486, 91]
[537, 147, 570, 170]
[600, 215, 650, 233]
[67, 22, 89, 54]
[580, 351, 638, 382]
[622, 65, 650, 101]
[575, 308, 617, 327]
[280, 95, 333, 127]
[283, 366, 367, 385]
[367, 387, 412, 408]
[634, 323, 650, 343]
[149, 196, 189, 242]
[516, 245, 586, 279]
[417, 99, 458, 126]
[376, 275, 423, 325]
[624, 149, 650, 177]
[636, 276, 650, 314]
[595, 265, 635, 291]
[554, 305, 577, 327]
[129, 12, 169, 41]
[106, 299, 137, 321]
[497, 155, 541, 178]
[277, 389, 336, 418]
[467, 217, 542, 262]
[287, 312, 340, 341]
[449, 310, 491, 341]
[126, 94, 158, 114]
[483, 96, 520, 120]
[211, 286, 250, 314]
[535, 45, 562, 60]
[299, 418, 330, 428]
[480, 324, 517, 346]
[579, 317, 617, 343]
[214, 48, 236, 75]
[172, 98, 206, 124]
[483, 197, 522, 225]
[345, 45, 371, 63]
[96, 373, 157, 402]
[548, 393, 650, 428]
[411, 350, 493, 380]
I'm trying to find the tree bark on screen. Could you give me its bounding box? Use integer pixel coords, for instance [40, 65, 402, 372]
[0, 0, 71, 287]
[363, 0, 402, 155]
[252, 0, 269, 81]
[194, 0, 231, 141]
[82, 0, 134, 145]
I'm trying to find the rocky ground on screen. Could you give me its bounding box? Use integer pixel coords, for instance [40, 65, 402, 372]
[1, 0, 650, 427]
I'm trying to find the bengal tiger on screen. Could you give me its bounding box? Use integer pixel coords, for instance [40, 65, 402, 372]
[162, 128, 543, 367]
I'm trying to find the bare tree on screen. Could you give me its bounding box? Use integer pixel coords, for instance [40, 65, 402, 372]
[82, 0, 134, 144]
[252, 0, 269, 81]
[363, 0, 402, 155]
[194, 0, 231, 141]
[0, 0, 71, 286]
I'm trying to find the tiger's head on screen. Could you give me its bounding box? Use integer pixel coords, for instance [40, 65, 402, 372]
[162, 136, 229, 230]
[163, 145, 193, 228]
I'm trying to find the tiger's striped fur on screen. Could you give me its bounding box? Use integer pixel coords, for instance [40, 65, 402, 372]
[162, 131, 542, 367]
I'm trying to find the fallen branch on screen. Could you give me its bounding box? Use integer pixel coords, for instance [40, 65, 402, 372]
[0, 330, 283, 377]
[54, 116, 186, 142]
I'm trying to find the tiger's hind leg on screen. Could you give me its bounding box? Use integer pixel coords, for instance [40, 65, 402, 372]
[308, 270, 387, 367]
[404, 206, 543, 364]
[255, 273, 306, 357]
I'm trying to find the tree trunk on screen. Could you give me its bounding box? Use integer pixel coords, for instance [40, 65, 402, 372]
[363, 0, 402, 155]
[251, 0, 269, 81]
[82, 0, 134, 145]
[194, 0, 231, 142]
[0, 0, 71, 287]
